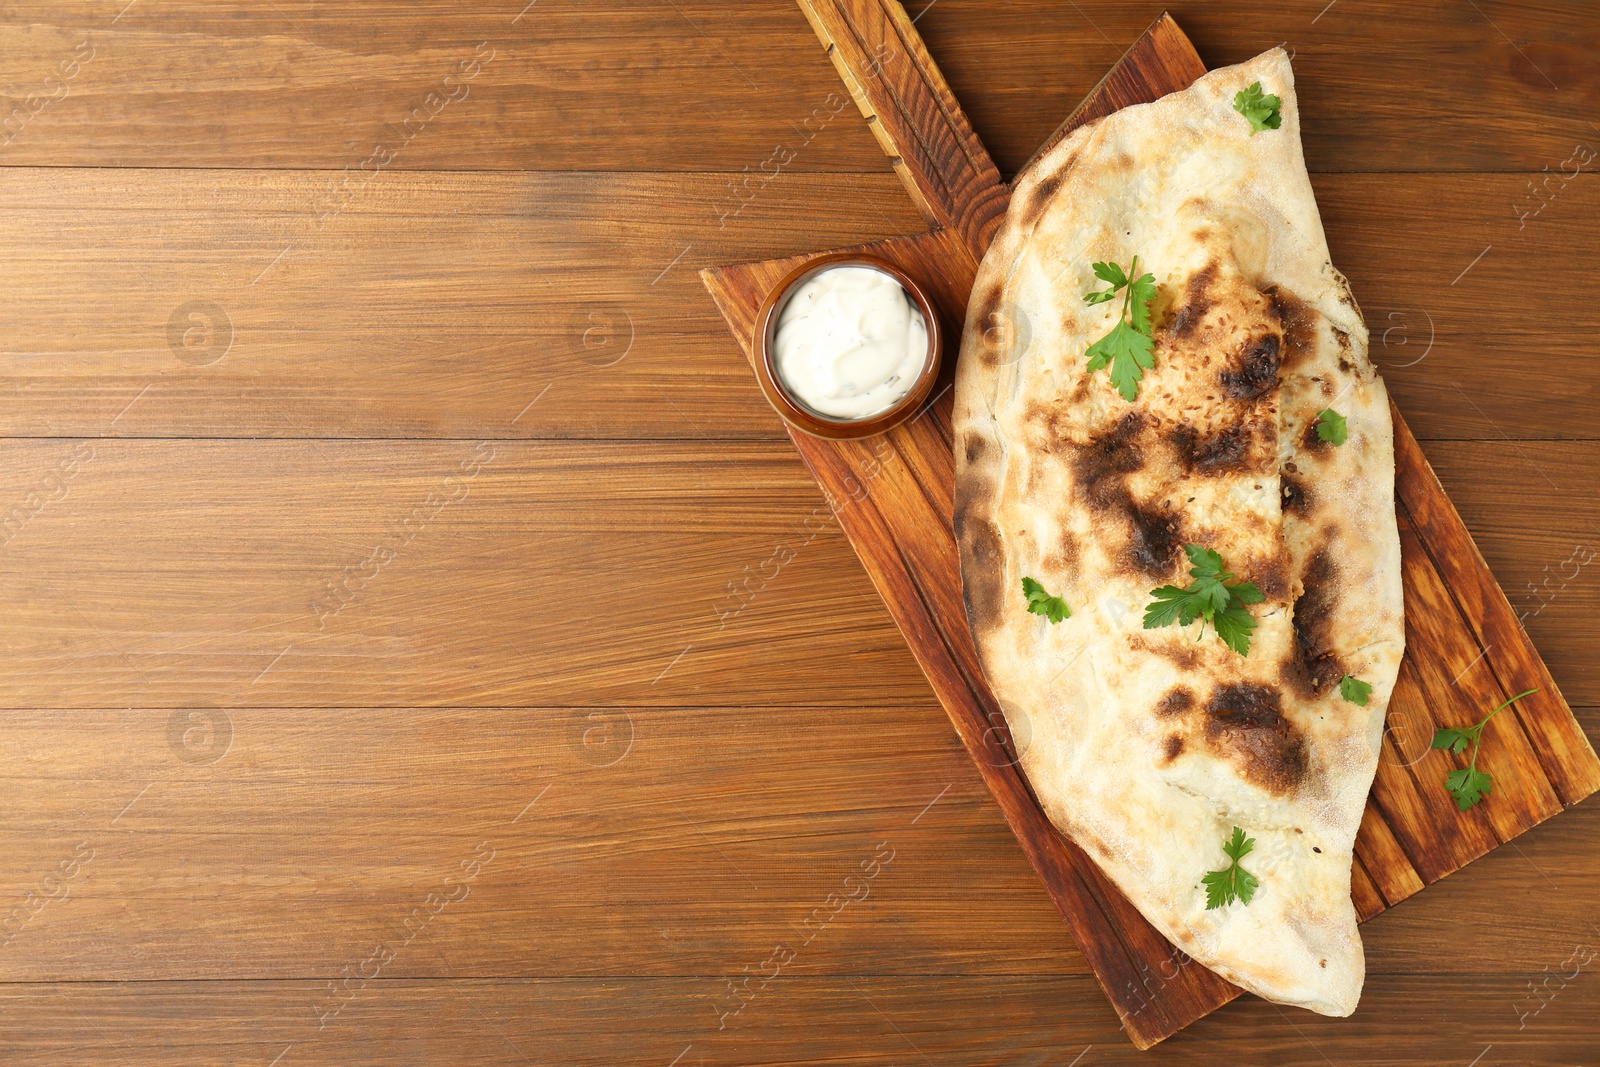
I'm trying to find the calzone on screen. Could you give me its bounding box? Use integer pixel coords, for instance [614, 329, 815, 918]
[953, 49, 1404, 1016]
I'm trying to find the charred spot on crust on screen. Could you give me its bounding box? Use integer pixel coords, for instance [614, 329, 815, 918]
[1266, 285, 1317, 368]
[1220, 333, 1281, 400]
[1071, 411, 1144, 505]
[1168, 264, 1217, 337]
[1172, 424, 1253, 475]
[1071, 412, 1181, 577]
[1205, 682, 1282, 725]
[1024, 399, 1072, 447]
[1331, 271, 1358, 314]
[962, 431, 990, 468]
[1146, 640, 1202, 671]
[1300, 416, 1331, 453]
[954, 494, 1007, 639]
[970, 281, 1004, 368]
[1043, 527, 1080, 573]
[1020, 172, 1063, 227]
[1282, 472, 1314, 516]
[1125, 500, 1183, 576]
[1156, 687, 1195, 717]
[1161, 734, 1185, 762]
[1250, 554, 1289, 602]
[1203, 682, 1308, 794]
[1285, 548, 1344, 697]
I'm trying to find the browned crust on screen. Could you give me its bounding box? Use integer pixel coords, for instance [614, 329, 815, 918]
[953, 110, 1113, 649]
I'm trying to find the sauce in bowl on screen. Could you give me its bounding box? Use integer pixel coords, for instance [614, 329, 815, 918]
[772, 265, 930, 420]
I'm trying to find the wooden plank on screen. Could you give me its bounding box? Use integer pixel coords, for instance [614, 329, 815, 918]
[0, 1, 1592, 174]
[0, 704, 1057, 980]
[701, 5, 1600, 1047]
[1366, 652, 1497, 885]
[0, 1, 889, 172]
[1387, 506, 1563, 852]
[1351, 803, 1424, 912]
[0, 440, 926, 709]
[0, 974, 1597, 1066]
[1313, 172, 1600, 448]
[1360, 767, 1600, 972]
[1423, 443, 1600, 715]
[0, 438, 1595, 714]
[2, 703, 1594, 983]
[0, 168, 927, 441]
[0, 169, 1594, 441]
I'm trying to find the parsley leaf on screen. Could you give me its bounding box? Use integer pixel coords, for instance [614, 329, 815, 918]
[1339, 675, 1373, 707]
[1141, 587, 1191, 630]
[1430, 726, 1474, 757]
[1142, 544, 1263, 656]
[1185, 545, 1226, 580]
[1085, 321, 1155, 402]
[1021, 576, 1070, 623]
[1082, 256, 1157, 401]
[1315, 408, 1348, 445]
[1202, 826, 1260, 909]
[1086, 260, 1128, 298]
[1233, 81, 1281, 134]
[1211, 602, 1259, 657]
[1430, 688, 1538, 811]
[1444, 766, 1494, 812]
[1126, 272, 1157, 334]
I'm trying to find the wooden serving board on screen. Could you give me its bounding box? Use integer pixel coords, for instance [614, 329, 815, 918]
[702, 3, 1600, 1049]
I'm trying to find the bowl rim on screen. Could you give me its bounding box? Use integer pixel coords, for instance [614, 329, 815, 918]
[752, 251, 944, 440]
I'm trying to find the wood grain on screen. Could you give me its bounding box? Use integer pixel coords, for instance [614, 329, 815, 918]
[0, 974, 1598, 1067]
[927, 0, 1600, 178]
[1, 0, 1598, 1062]
[701, 5, 1600, 1048]
[1, 702, 1597, 986]
[0, 1, 1593, 174]
[0, 168, 927, 441]
[0, 168, 1594, 440]
[0, 440, 922, 709]
[0, 0, 889, 173]
[0, 439, 1597, 712]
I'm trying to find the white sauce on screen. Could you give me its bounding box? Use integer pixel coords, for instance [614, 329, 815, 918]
[772, 265, 929, 420]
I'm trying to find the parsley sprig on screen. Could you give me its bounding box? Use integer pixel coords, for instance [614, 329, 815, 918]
[1339, 675, 1372, 706]
[1233, 81, 1281, 134]
[1431, 688, 1538, 811]
[1083, 258, 1157, 401]
[1315, 408, 1348, 446]
[1021, 576, 1070, 623]
[1203, 826, 1260, 909]
[1142, 545, 1264, 656]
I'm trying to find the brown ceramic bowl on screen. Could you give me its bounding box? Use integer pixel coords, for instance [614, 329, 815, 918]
[752, 251, 943, 439]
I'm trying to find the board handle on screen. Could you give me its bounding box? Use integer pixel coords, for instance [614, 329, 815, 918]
[795, 0, 1008, 257]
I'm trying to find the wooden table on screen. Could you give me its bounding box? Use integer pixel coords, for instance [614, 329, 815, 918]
[0, 2, 1595, 1063]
